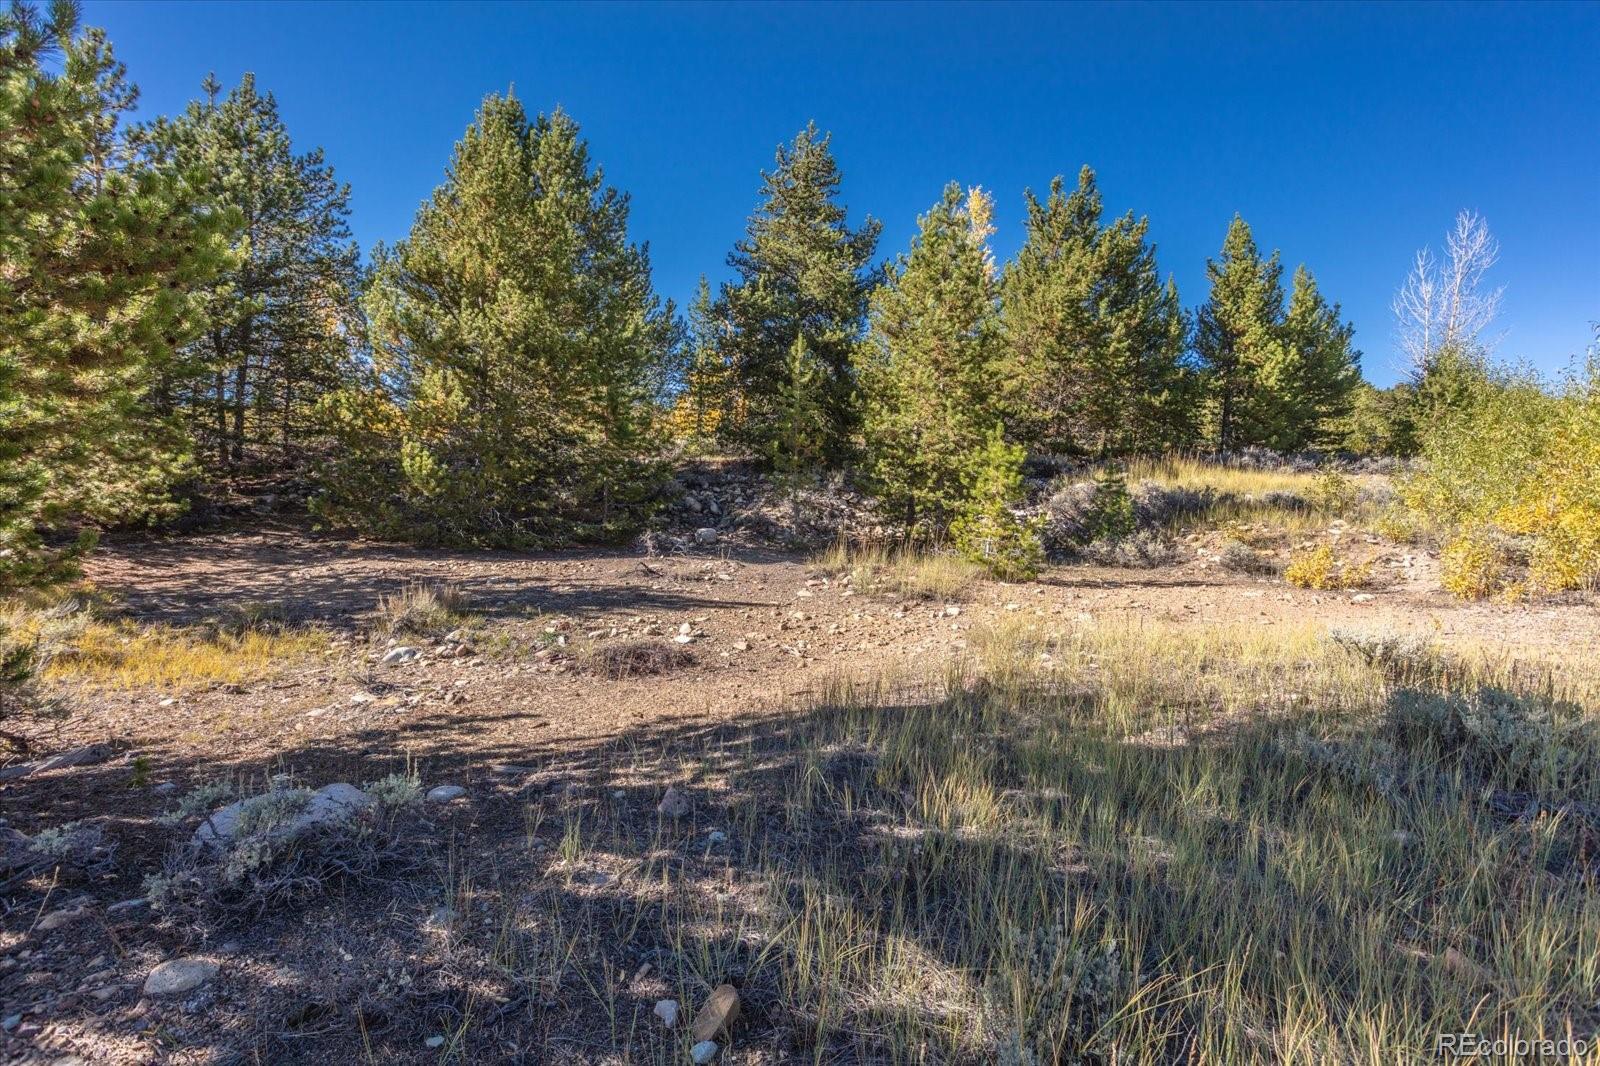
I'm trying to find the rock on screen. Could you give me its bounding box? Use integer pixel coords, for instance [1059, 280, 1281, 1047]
[674, 633, 694, 644]
[656, 787, 691, 819]
[706, 830, 728, 845]
[653, 998, 679, 1027]
[691, 983, 740, 1042]
[443, 629, 465, 644]
[107, 898, 148, 915]
[690, 1040, 720, 1064]
[143, 958, 218, 996]
[1351, 593, 1376, 603]
[424, 1035, 445, 1048]
[194, 782, 375, 848]
[382, 646, 420, 665]
[37, 906, 89, 932]
[944, 605, 961, 617]
[694, 527, 719, 546]
[0, 743, 115, 783]
[425, 785, 466, 804]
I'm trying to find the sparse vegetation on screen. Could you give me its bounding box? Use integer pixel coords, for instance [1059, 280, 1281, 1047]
[1284, 543, 1372, 590]
[374, 581, 470, 638]
[816, 541, 984, 601]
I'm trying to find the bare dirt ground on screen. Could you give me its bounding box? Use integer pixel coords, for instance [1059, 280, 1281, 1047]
[3, 527, 1596, 1064]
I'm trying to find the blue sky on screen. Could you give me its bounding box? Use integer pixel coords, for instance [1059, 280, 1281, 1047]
[88, 0, 1598, 385]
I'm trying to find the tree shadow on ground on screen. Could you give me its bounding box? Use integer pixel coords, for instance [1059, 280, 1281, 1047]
[3, 677, 1591, 1064]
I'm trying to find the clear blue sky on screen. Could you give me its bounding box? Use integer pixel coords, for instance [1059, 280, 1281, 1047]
[88, 0, 1599, 385]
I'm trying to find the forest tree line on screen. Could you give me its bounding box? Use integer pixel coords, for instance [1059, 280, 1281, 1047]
[1, 3, 1550, 590]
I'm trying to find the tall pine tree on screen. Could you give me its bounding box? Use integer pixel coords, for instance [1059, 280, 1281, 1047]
[1000, 167, 1193, 456]
[135, 73, 361, 472]
[0, 1, 233, 588]
[1195, 217, 1360, 452]
[1278, 265, 1360, 450]
[316, 97, 673, 546]
[857, 185, 1000, 531]
[1194, 216, 1288, 451]
[720, 123, 880, 466]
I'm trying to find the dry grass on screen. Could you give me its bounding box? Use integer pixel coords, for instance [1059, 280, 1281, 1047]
[815, 541, 984, 601]
[40, 620, 330, 689]
[374, 581, 470, 637]
[397, 615, 1600, 1063]
[1, 601, 329, 690]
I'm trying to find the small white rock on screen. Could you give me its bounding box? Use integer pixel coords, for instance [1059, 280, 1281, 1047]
[426, 785, 466, 804]
[690, 1040, 719, 1064]
[424, 1035, 445, 1048]
[382, 646, 420, 665]
[694, 527, 718, 546]
[706, 830, 728, 845]
[143, 958, 218, 996]
[653, 998, 679, 1027]
[657, 786, 691, 819]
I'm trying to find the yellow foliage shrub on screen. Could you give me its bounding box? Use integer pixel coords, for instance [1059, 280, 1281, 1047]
[1285, 544, 1372, 591]
[1440, 533, 1509, 601]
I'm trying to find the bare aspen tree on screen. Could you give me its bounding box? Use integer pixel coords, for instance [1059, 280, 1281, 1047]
[1393, 210, 1504, 370]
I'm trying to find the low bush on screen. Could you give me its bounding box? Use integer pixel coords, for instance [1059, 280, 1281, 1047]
[1440, 532, 1511, 600]
[1402, 343, 1600, 596]
[1284, 543, 1371, 590]
[375, 582, 469, 637]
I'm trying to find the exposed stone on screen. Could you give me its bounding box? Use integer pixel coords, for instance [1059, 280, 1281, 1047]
[694, 527, 719, 546]
[37, 906, 89, 932]
[143, 958, 218, 996]
[690, 1039, 720, 1064]
[382, 646, 421, 665]
[194, 782, 375, 848]
[656, 787, 691, 819]
[653, 998, 679, 1027]
[425, 785, 466, 804]
[691, 983, 740, 1042]
[0, 743, 115, 783]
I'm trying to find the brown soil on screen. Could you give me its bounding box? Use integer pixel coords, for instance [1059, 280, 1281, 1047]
[2, 528, 1594, 1064]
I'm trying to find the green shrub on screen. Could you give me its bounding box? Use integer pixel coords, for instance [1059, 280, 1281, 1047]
[951, 427, 1046, 581]
[1402, 342, 1600, 596]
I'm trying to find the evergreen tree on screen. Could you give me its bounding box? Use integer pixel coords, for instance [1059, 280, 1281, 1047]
[769, 336, 829, 479]
[720, 123, 880, 466]
[951, 425, 1045, 581]
[857, 185, 1000, 532]
[1278, 266, 1360, 450]
[666, 275, 731, 445]
[1000, 167, 1194, 456]
[135, 73, 361, 472]
[1195, 218, 1362, 453]
[315, 97, 673, 546]
[1194, 216, 1287, 451]
[0, 2, 232, 589]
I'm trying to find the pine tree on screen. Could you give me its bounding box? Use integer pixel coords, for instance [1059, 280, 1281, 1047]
[1000, 167, 1194, 457]
[1278, 265, 1360, 450]
[951, 425, 1045, 581]
[667, 275, 731, 445]
[857, 185, 1000, 532]
[135, 73, 361, 473]
[1194, 216, 1289, 451]
[769, 336, 829, 479]
[721, 123, 880, 466]
[315, 97, 673, 546]
[1195, 218, 1362, 453]
[0, 2, 233, 589]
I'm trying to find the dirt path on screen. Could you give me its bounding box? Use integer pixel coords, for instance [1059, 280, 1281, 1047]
[64, 529, 1600, 777]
